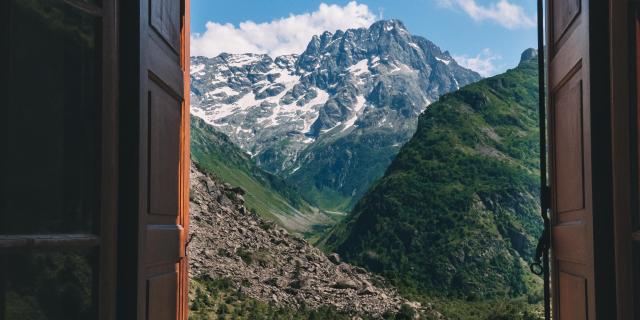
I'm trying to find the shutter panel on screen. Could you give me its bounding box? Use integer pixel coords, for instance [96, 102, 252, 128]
[546, 0, 618, 318]
[137, 0, 189, 318]
[546, 0, 595, 318]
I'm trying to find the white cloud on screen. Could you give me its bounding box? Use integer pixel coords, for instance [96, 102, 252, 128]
[191, 1, 376, 58]
[454, 49, 502, 77]
[437, 0, 535, 29]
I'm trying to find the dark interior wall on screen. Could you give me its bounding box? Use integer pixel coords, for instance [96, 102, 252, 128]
[588, 0, 618, 318]
[1, 0, 8, 237]
[2, 1, 102, 235]
[117, 0, 141, 318]
[1, 1, 118, 319]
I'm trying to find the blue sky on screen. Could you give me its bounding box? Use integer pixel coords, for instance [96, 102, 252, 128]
[190, 0, 538, 76]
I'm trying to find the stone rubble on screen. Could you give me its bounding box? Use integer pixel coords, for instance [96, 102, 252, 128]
[188, 163, 443, 318]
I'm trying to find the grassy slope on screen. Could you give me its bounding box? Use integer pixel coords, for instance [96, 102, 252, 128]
[191, 117, 337, 234]
[322, 57, 543, 300]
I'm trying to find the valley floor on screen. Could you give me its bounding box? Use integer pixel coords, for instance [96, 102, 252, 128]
[188, 279, 543, 320]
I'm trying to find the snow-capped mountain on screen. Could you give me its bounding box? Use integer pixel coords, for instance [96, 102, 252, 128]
[190, 20, 481, 209]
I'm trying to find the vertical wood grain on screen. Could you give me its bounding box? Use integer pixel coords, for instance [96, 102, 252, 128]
[135, 0, 187, 318]
[547, 0, 596, 318]
[178, 0, 191, 318]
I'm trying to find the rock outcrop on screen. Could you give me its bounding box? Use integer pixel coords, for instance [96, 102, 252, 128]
[188, 163, 441, 317]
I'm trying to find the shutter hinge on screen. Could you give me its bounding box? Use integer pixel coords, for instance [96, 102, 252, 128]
[531, 184, 551, 276]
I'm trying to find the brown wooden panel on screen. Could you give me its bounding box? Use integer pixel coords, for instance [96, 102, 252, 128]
[148, 78, 181, 216]
[554, 72, 585, 213]
[149, 39, 184, 96]
[552, 0, 580, 44]
[178, 1, 191, 317]
[147, 271, 178, 320]
[548, 33, 583, 90]
[553, 222, 588, 264]
[145, 225, 183, 266]
[547, 0, 597, 317]
[559, 272, 588, 320]
[136, 0, 189, 318]
[150, 0, 181, 53]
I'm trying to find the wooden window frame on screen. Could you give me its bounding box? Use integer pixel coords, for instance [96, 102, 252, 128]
[632, 6, 640, 318]
[609, 1, 640, 319]
[0, 1, 119, 319]
[117, 0, 190, 318]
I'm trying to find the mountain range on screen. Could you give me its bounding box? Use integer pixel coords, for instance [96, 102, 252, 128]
[190, 19, 481, 211]
[190, 18, 543, 310]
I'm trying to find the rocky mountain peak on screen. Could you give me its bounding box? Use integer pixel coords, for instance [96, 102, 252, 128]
[369, 19, 408, 34]
[189, 20, 482, 207]
[520, 48, 538, 64]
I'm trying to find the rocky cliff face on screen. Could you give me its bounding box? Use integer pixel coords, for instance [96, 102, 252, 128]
[188, 163, 443, 318]
[190, 19, 481, 210]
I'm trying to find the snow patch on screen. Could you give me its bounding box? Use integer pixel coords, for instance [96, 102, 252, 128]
[435, 57, 451, 65]
[305, 89, 330, 108]
[208, 86, 238, 96]
[262, 70, 301, 106]
[190, 64, 205, 74]
[234, 92, 259, 109]
[409, 43, 421, 51]
[341, 95, 366, 131]
[205, 72, 228, 83]
[389, 63, 416, 74]
[370, 56, 381, 67]
[255, 87, 329, 134]
[321, 122, 342, 133]
[452, 75, 460, 89]
[347, 59, 369, 77]
[226, 54, 262, 67]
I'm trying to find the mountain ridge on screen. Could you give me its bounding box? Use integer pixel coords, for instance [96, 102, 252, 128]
[321, 51, 543, 299]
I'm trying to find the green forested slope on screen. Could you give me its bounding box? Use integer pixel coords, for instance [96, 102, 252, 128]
[322, 54, 543, 299]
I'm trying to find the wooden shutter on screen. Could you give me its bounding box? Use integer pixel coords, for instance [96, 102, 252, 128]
[632, 6, 640, 318]
[140, 0, 189, 319]
[546, 0, 594, 314]
[546, 0, 617, 318]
